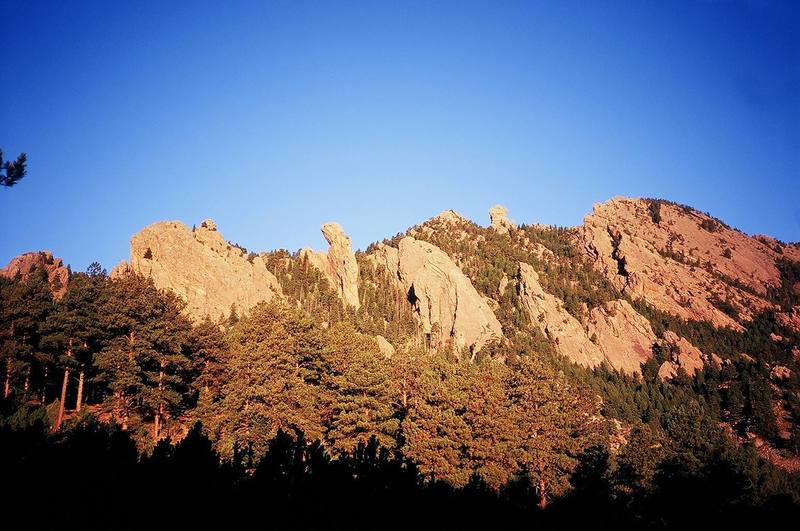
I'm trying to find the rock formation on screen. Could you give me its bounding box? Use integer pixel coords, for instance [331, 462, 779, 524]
[370, 237, 502, 355]
[517, 262, 659, 374]
[517, 262, 605, 367]
[579, 197, 782, 329]
[375, 335, 395, 358]
[489, 205, 515, 233]
[114, 219, 282, 322]
[656, 331, 718, 379]
[1, 251, 69, 298]
[300, 222, 360, 309]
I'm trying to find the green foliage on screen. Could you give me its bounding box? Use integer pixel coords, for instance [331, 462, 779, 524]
[647, 200, 662, 224]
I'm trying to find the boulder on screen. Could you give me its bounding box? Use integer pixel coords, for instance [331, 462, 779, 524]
[371, 237, 503, 355]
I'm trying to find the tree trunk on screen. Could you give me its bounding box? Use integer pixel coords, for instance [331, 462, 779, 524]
[55, 340, 74, 430]
[75, 366, 85, 412]
[55, 367, 70, 430]
[3, 358, 10, 398]
[41, 365, 49, 403]
[153, 361, 165, 442]
[23, 368, 30, 394]
[537, 478, 548, 510]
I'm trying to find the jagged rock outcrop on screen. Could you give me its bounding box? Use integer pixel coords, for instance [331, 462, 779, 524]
[115, 219, 282, 322]
[657, 331, 721, 379]
[1, 251, 69, 298]
[517, 262, 605, 368]
[579, 197, 782, 329]
[370, 237, 502, 354]
[517, 261, 711, 375]
[586, 299, 658, 374]
[300, 222, 360, 309]
[489, 205, 515, 233]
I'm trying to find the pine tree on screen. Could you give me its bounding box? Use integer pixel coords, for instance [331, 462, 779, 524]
[0, 270, 53, 399]
[0, 148, 27, 187]
[94, 274, 192, 444]
[45, 270, 108, 429]
[322, 323, 398, 454]
[506, 355, 601, 509]
[213, 301, 325, 458]
[402, 355, 473, 487]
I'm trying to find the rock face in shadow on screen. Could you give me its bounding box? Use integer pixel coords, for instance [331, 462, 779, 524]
[370, 237, 503, 355]
[1, 251, 70, 299]
[114, 219, 282, 322]
[578, 197, 786, 330]
[300, 222, 360, 309]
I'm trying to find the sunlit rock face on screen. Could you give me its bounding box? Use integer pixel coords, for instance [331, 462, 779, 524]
[115, 219, 282, 322]
[517, 262, 661, 375]
[489, 205, 516, 234]
[369, 237, 503, 355]
[578, 197, 788, 330]
[300, 222, 360, 309]
[1, 251, 69, 299]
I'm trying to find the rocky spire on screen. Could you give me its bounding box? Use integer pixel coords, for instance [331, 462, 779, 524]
[489, 205, 515, 233]
[301, 222, 360, 309]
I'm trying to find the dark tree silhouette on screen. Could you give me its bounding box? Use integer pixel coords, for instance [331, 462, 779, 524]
[0, 149, 27, 187]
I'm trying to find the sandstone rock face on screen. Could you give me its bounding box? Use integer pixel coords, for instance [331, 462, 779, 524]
[116, 219, 282, 322]
[517, 262, 660, 374]
[656, 331, 709, 379]
[370, 237, 502, 354]
[517, 262, 604, 368]
[578, 198, 782, 329]
[586, 299, 658, 375]
[300, 223, 360, 309]
[489, 205, 515, 233]
[1, 251, 69, 298]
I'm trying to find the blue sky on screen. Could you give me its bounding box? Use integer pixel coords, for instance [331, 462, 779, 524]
[1, 1, 798, 272]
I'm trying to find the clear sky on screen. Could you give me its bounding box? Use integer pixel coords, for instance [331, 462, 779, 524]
[1, 1, 798, 272]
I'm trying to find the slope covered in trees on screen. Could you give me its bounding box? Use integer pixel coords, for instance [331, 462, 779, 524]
[1, 197, 800, 527]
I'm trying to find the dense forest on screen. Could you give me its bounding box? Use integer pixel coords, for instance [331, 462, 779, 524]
[2, 232, 800, 528]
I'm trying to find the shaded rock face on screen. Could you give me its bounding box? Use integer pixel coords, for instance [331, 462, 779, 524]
[517, 262, 658, 374]
[1, 251, 69, 299]
[489, 205, 515, 233]
[300, 222, 360, 309]
[371, 237, 502, 355]
[579, 197, 782, 329]
[115, 219, 282, 322]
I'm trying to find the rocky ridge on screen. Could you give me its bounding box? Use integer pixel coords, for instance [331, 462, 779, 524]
[1, 251, 69, 298]
[113, 219, 282, 322]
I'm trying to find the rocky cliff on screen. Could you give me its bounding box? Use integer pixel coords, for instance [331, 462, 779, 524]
[113, 219, 282, 322]
[1, 251, 69, 298]
[369, 236, 503, 355]
[578, 197, 788, 329]
[300, 223, 360, 309]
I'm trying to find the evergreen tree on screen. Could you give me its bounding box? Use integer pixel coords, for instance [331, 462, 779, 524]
[213, 301, 325, 457]
[402, 355, 473, 487]
[322, 323, 399, 454]
[0, 270, 53, 399]
[94, 275, 192, 444]
[506, 355, 601, 509]
[0, 148, 27, 187]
